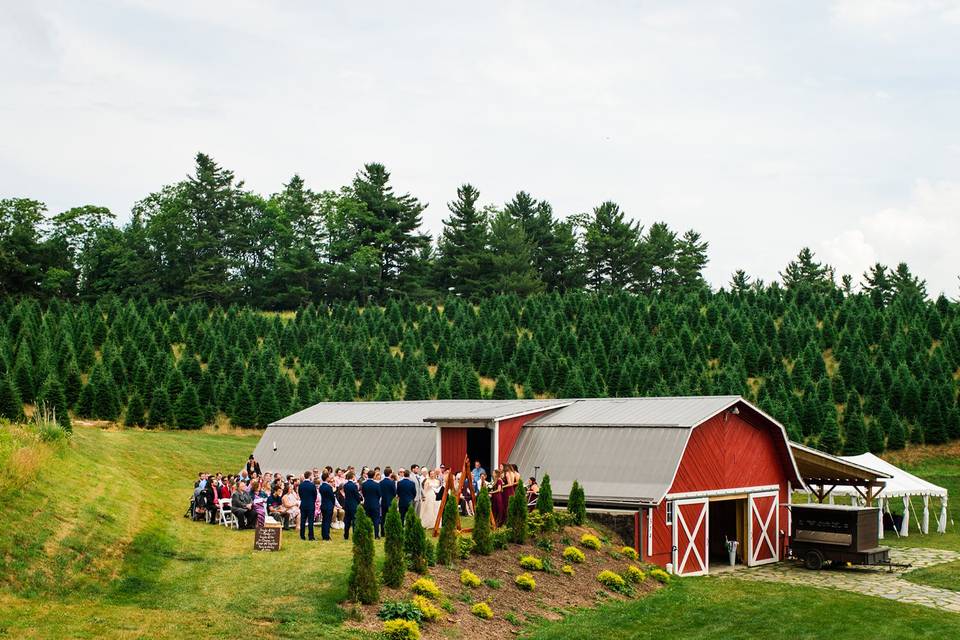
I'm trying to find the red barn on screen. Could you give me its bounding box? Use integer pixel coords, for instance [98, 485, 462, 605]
[255, 396, 803, 576]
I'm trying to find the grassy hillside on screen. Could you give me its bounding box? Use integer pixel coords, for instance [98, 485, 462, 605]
[0, 423, 363, 639]
[2, 424, 959, 639]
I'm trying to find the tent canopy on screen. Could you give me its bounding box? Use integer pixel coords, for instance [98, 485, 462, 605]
[831, 452, 947, 498]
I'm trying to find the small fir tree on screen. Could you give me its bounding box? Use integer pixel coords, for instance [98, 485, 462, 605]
[567, 479, 586, 526]
[174, 381, 205, 430]
[148, 387, 173, 428]
[536, 474, 554, 514]
[506, 486, 528, 544]
[473, 484, 494, 555]
[403, 505, 429, 574]
[37, 374, 71, 431]
[819, 407, 842, 454]
[842, 398, 867, 455]
[887, 415, 906, 450]
[382, 498, 406, 588]
[867, 421, 885, 454]
[436, 491, 459, 565]
[231, 382, 258, 428]
[0, 374, 23, 421]
[347, 507, 379, 604]
[125, 391, 146, 427]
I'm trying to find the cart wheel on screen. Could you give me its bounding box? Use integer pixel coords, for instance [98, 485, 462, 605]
[804, 550, 824, 570]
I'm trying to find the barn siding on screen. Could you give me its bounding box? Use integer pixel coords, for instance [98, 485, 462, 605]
[647, 412, 792, 569]
[498, 410, 553, 465]
[440, 427, 468, 469]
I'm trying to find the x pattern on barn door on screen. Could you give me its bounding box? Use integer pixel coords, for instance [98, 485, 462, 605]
[672, 498, 708, 576]
[748, 490, 779, 566]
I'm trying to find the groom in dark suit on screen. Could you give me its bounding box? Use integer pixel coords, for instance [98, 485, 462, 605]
[361, 470, 382, 539]
[396, 469, 417, 522]
[298, 470, 317, 541]
[319, 471, 336, 541]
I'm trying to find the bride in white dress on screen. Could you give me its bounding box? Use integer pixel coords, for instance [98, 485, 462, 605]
[419, 469, 441, 528]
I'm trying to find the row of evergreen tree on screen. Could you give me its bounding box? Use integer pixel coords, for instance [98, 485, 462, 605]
[0, 283, 957, 455]
[1, 153, 712, 306]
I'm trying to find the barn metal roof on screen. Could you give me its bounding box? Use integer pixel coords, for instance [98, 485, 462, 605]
[527, 396, 741, 427]
[252, 425, 437, 476]
[271, 399, 568, 427]
[509, 425, 691, 505]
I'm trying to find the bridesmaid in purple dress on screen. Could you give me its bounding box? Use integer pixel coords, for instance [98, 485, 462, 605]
[490, 469, 505, 525]
[502, 463, 518, 516]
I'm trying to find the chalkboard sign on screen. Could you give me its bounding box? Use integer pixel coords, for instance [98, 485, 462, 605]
[254, 523, 282, 551]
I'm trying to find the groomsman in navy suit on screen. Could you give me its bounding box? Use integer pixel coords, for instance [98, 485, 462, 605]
[396, 469, 418, 522]
[342, 471, 362, 540]
[297, 470, 317, 541]
[319, 470, 336, 541]
[379, 467, 397, 538]
[361, 470, 382, 539]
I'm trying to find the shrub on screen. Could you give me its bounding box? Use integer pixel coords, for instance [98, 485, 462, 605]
[424, 537, 437, 567]
[506, 487, 528, 544]
[348, 507, 379, 604]
[567, 479, 586, 525]
[378, 600, 423, 623]
[562, 564, 575, 576]
[580, 533, 601, 550]
[471, 602, 494, 620]
[650, 568, 672, 583]
[436, 493, 459, 565]
[460, 569, 482, 588]
[554, 511, 575, 528]
[411, 595, 441, 622]
[535, 537, 554, 553]
[403, 506, 429, 574]
[527, 510, 556, 535]
[514, 573, 536, 591]
[536, 473, 554, 515]
[620, 546, 639, 561]
[491, 529, 511, 550]
[624, 565, 646, 583]
[519, 555, 544, 571]
[383, 498, 406, 588]
[382, 618, 420, 640]
[411, 577, 442, 600]
[597, 570, 627, 592]
[457, 536, 475, 560]
[483, 578, 501, 589]
[562, 546, 585, 564]
[473, 484, 493, 555]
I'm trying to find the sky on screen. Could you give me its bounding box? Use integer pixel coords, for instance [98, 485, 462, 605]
[2, 1, 959, 295]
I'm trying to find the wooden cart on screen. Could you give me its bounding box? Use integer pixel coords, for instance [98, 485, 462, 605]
[789, 504, 891, 570]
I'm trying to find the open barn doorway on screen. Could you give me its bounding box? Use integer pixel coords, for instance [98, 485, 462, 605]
[466, 427, 492, 476]
[708, 497, 746, 567]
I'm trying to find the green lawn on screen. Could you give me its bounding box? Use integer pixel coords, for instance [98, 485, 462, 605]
[520, 577, 960, 640]
[0, 424, 366, 639]
[3, 424, 960, 639]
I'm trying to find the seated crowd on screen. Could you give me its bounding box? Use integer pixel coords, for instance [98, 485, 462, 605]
[188, 455, 540, 541]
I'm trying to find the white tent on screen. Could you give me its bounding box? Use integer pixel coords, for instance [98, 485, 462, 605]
[830, 452, 949, 538]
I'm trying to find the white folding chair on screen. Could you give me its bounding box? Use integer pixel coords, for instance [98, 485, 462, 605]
[219, 498, 238, 529]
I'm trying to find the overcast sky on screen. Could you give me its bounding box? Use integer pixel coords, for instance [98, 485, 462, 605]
[2, 1, 959, 294]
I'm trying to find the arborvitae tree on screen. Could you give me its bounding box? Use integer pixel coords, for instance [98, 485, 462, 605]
[0, 375, 22, 421]
[403, 505, 428, 574]
[842, 398, 867, 455]
[473, 484, 493, 555]
[347, 507, 378, 604]
[887, 414, 906, 450]
[536, 473, 554, 514]
[567, 479, 586, 526]
[125, 391, 146, 427]
[174, 381, 204, 430]
[230, 382, 258, 427]
[381, 498, 406, 588]
[148, 387, 173, 428]
[506, 485, 528, 544]
[819, 407, 841, 454]
[436, 492, 459, 566]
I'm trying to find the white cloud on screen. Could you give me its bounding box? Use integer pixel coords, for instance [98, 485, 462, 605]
[830, 0, 960, 27]
[822, 180, 960, 294]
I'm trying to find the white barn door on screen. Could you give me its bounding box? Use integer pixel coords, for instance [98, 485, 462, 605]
[748, 490, 779, 566]
[672, 498, 709, 576]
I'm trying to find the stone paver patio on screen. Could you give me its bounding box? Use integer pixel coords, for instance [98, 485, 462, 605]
[716, 547, 960, 612]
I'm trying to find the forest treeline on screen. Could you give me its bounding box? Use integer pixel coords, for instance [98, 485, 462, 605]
[4, 153, 712, 306]
[0, 286, 957, 456]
